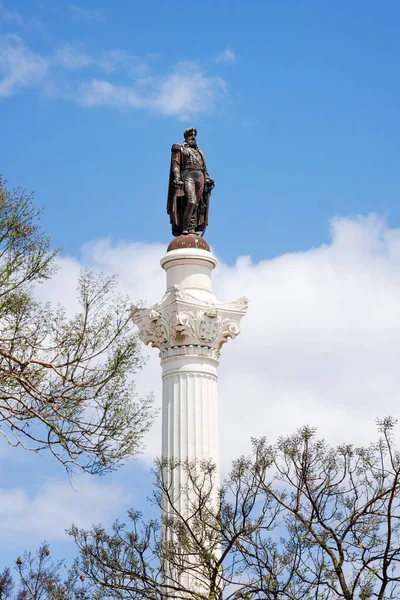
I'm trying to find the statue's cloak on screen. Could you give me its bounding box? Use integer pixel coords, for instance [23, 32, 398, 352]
[167, 144, 209, 237]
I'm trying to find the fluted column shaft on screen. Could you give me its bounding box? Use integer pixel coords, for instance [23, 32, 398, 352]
[161, 350, 219, 517]
[162, 352, 219, 464]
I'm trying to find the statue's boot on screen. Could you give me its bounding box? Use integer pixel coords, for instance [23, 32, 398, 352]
[182, 201, 197, 234]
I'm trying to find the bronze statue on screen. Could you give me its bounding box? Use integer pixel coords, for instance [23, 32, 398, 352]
[167, 128, 215, 236]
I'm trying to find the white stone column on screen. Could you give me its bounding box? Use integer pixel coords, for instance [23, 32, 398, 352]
[161, 349, 219, 463]
[160, 347, 219, 525]
[131, 243, 248, 595]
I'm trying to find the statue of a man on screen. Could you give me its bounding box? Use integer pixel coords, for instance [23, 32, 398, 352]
[167, 127, 215, 236]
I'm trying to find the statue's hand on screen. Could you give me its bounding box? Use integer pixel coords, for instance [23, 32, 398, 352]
[174, 179, 183, 187]
[206, 178, 215, 187]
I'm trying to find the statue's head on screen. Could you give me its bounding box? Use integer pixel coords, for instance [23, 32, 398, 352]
[184, 127, 197, 147]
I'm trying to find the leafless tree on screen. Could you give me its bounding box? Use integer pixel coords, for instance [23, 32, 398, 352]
[0, 567, 14, 599]
[1, 543, 96, 600]
[0, 177, 154, 474]
[70, 418, 400, 599]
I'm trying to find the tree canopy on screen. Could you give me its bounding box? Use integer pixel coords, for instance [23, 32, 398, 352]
[0, 543, 96, 600]
[70, 418, 400, 600]
[0, 176, 154, 474]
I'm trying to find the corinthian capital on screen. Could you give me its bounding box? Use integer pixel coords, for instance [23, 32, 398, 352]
[131, 289, 248, 352]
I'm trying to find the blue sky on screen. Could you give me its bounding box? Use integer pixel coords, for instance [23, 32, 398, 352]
[1, 0, 400, 575]
[1, 1, 400, 262]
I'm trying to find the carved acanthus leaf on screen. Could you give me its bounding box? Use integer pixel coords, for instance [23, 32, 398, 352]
[173, 311, 194, 338]
[236, 296, 249, 310]
[130, 293, 247, 351]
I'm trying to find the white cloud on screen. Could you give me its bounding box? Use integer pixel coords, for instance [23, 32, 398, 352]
[52, 45, 149, 77]
[214, 216, 400, 461]
[78, 78, 143, 108]
[76, 62, 226, 118]
[0, 2, 24, 26]
[34, 215, 400, 471]
[0, 37, 228, 118]
[0, 478, 132, 547]
[97, 49, 150, 77]
[216, 48, 237, 64]
[150, 62, 227, 118]
[0, 35, 48, 98]
[53, 43, 93, 69]
[69, 4, 104, 22]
